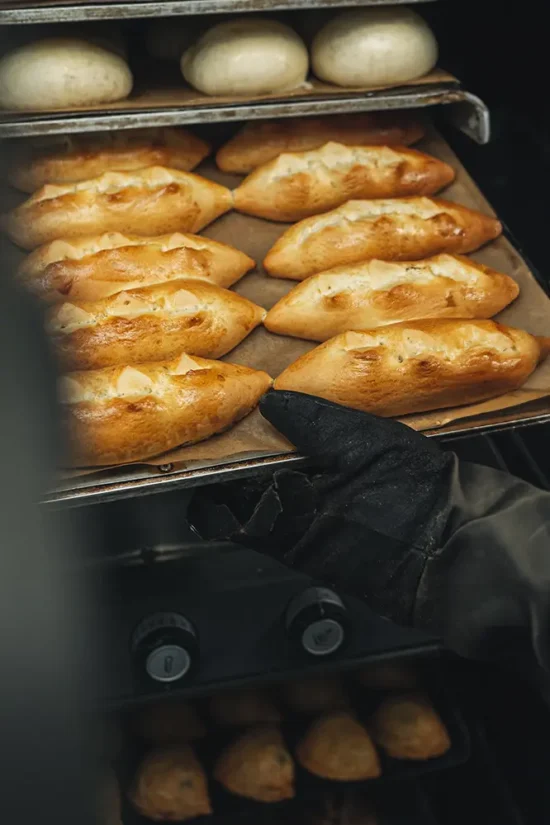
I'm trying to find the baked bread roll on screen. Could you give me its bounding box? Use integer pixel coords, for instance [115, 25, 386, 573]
[9, 128, 211, 192]
[129, 746, 212, 821]
[61, 352, 272, 466]
[213, 725, 295, 802]
[234, 143, 454, 222]
[370, 694, 451, 760]
[210, 688, 281, 727]
[296, 711, 381, 780]
[3, 167, 233, 250]
[281, 674, 348, 714]
[181, 18, 308, 96]
[311, 8, 438, 88]
[133, 701, 206, 745]
[18, 232, 254, 303]
[273, 320, 550, 418]
[48, 279, 266, 370]
[265, 255, 519, 341]
[216, 113, 425, 174]
[0, 38, 133, 110]
[263, 198, 502, 280]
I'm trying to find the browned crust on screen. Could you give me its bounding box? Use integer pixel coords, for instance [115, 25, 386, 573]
[264, 198, 503, 280]
[233, 144, 455, 222]
[3, 167, 233, 249]
[18, 233, 255, 302]
[9, 128, 211, 192]
[63, 356, 272, 466]
[273, 319, 543, 417]
[370, 693, 451, 760]
[49, 279, 266, 369]
[296, 711, 381, 780]
[216, 113, 426, 173]
[264, 254, 519, 341]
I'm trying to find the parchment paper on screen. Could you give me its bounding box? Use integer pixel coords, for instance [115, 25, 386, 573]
[38, 128, 550, 480]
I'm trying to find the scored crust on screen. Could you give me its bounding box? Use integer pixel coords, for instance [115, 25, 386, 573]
[273, 319, 547, 417]
[18, 232, 254, 302]
[265, 254, 519, 341]
[263, 197, 502, 280]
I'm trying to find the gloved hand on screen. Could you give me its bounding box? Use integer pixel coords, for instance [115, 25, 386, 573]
[190, 389, 550, 681]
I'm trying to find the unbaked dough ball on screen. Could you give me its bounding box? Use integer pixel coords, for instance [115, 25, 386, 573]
[311, 8, 438, 88]
[0, 38, 133, 110]
[181, 18, 308, 97]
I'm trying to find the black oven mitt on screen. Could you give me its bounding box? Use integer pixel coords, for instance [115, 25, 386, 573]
[190, 389, 550, 680]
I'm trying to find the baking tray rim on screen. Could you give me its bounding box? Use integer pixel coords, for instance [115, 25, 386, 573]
[0, 0, 438, 24]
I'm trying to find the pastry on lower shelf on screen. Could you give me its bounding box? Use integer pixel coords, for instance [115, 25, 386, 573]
[60, 352, 272, 467]
[273, 319, 550, 418]
[209, 687, 282, 727]
[263, 198, 502, 281]
[102, 769, 123, 825]
[18, 232, 255, 303]
[281, 673, 348, 714]
[47, 279, 266, 370]
[8, 127, 211, 192]
[357, 661, 419, 690]
[296, 711, 381, 780]
[233, 143, 455, 222]
[310, 790, 378, 825]
[370, 693, 451, 760]
[3, 166, 232, 250]
[213, 724, 295, 802]
[264, 255, 519, 342]
[129, 745, 212, 821]
[216, 113, 425, 174]
[133, 700, 206, 745]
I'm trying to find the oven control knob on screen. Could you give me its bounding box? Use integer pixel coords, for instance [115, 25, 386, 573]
[131, 612, 198, 684]
[285, 587, 349, 657]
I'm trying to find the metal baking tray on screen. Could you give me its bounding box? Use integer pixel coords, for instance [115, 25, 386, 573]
[0, 80, 489, 145]
[0, 0, 438, 25]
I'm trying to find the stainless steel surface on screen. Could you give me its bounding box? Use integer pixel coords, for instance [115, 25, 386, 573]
[0, 84, 482, 140]
[446, 91, 491, 145]
[0, 0, 437, 25]
[44, 410, 550, 508]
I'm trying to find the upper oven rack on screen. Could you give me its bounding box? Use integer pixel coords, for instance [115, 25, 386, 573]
[0, 0, 437, 25]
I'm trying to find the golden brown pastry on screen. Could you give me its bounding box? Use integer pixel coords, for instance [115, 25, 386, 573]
[281, 674, 348, 714]
[133, 701, 206, 745]
[3, 166, 233, 249]
[216, 113, 425, 173]
[209, 688, 282, 727]
[8, 128, 211, 192]
[47, 279, 266, 370]
[357, 661, 418, 690]
[296, 711, 381, 780]
[60, 352, 272, 466]
[234, 143, 455, 222]
[274, 319, 550, 417]
[102, 770, 123, 825]
[128, 745, 212, 821]
[263, 198, 502, 280]
[264, 255, 519, 341]
[213, 724, 295, 802]
[370, 693, 451, 760]
[18, 232, 254, 303]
